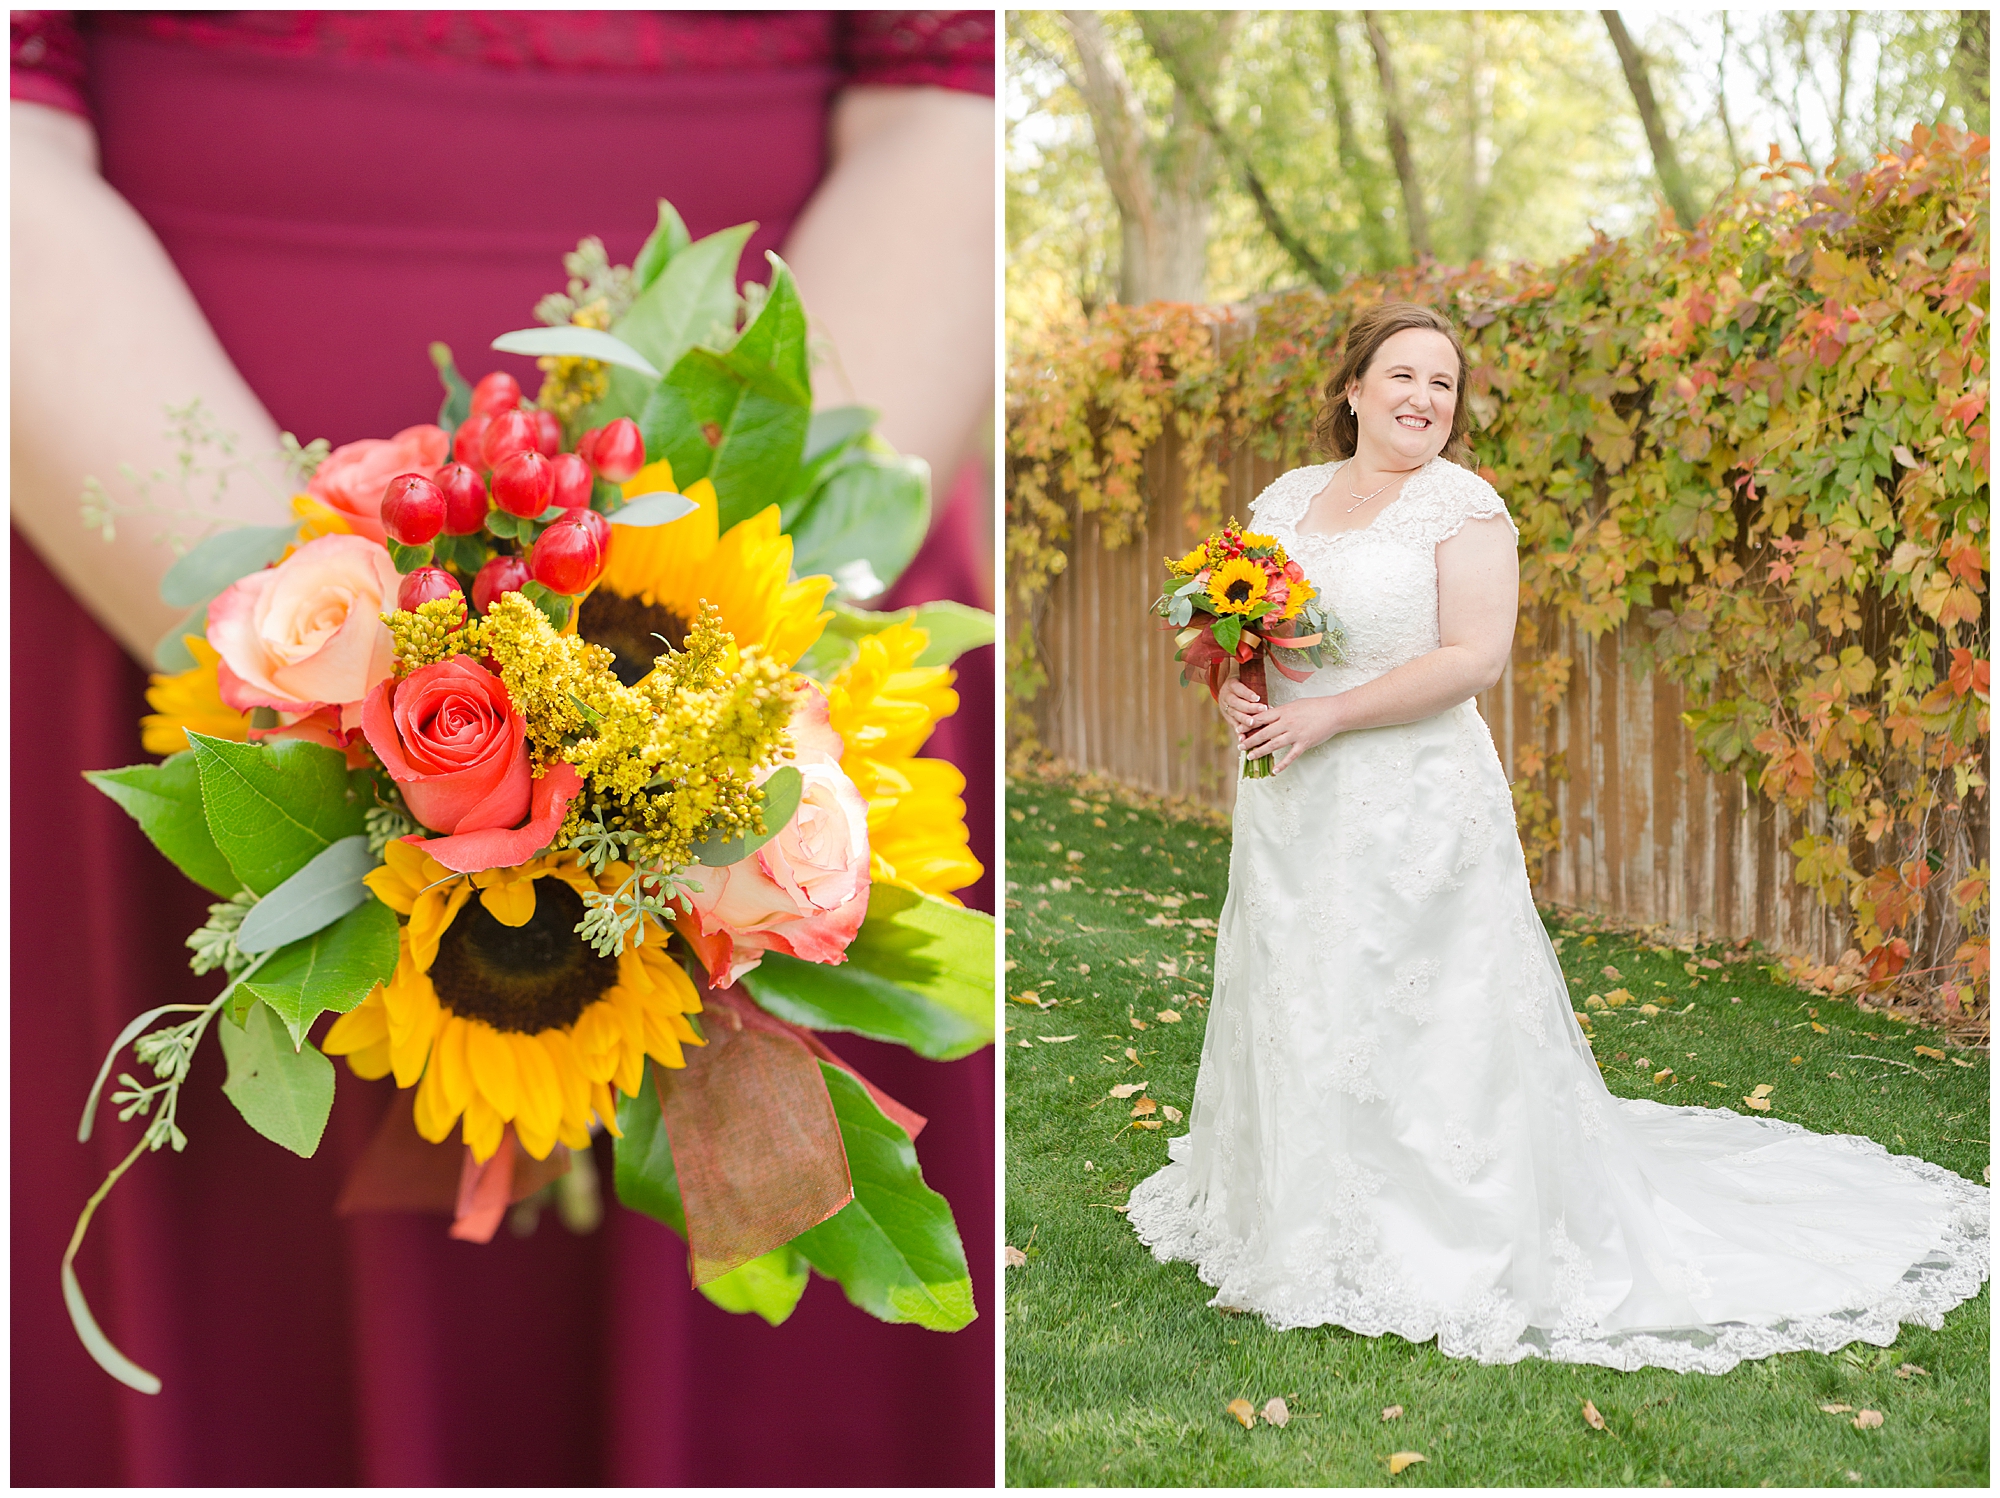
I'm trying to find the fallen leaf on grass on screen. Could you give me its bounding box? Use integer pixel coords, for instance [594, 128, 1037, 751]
[1603, 965, 1623, 981]
[1895, 1363, 1929, 1378]
[1109, 1082, 1146, 1098]
[1009, 991, 1044, 1007]
[1653, 1068, 1675, 1084]
[1262, 1397, 1291, 1427]
[1130, 1016, 1148, 1031]
[1950, 1056, 1976, 1068]
[1004, 1245, 1027, 1268]
[1605, 987, 1636, 1007]
[1226, 1398, 1256, 1429]
[1387, 1452, 1427, 1475]
[1381, 1405, 1404, 1422]
[1134, 1120, 1163, 1130]
[1819, 1403, 1853, 1414]
[1157, 1009, 1182, 1023]
[1811, 1021, 1830, 1033]
[1582, 1399, 1607, 1431]
[1744, 1083, 1774, 1111]
[1131, 1097, 1158, 1117]
[1914, 1045, 1946, 1060]
[1791, 1055, 1803, 1065]
[1162, 1104, 1184, 1122]
[1040, 1035, 1079, 1044]
[1853, 1410, 1883, 1430]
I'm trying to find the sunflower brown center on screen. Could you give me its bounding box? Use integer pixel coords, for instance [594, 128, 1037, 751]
[577, 589, 691, 687]
[1225, 578, 1254, 604]
[429, 879, 617, 1034]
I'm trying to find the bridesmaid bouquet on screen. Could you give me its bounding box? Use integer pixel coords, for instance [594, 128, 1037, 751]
[1153, 522, 1343, 777]
[70, 203, 993, 1394]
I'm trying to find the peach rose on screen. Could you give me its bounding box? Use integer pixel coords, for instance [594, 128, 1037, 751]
[306, 424, 450, 543]
[208, 533, 400, 729]
[679, 686, 871, 985]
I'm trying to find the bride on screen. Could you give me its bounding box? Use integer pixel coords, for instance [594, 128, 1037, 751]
[1124, 302, 1988, 1372]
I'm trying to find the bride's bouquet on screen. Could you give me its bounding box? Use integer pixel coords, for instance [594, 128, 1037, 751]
[69, 203, 993, 1395]
[1153, 522, 1344, 778]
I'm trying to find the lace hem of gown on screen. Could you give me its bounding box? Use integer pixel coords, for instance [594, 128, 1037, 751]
[1127, 1109, 1990, 1376]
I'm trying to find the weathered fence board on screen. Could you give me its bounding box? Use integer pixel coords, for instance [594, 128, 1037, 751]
[1025, 425, 1850, 964]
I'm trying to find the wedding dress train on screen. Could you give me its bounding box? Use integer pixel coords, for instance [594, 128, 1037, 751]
[1125, 457, 1988, 1373]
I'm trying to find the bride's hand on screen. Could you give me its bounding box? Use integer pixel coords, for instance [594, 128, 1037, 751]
[1215, 678, 1262, 734]
[1236, 695, 1341, 773]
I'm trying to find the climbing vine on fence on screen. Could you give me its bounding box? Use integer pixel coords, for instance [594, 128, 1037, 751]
[1007, 125, 1989, 1009]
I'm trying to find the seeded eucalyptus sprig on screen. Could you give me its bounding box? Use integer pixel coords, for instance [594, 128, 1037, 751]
[576, 861, 697, 957]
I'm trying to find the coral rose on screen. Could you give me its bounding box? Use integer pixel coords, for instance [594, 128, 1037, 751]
[360, 655, 584, 874]
[680, 685, 871, 985]
[208, 533, 400, 729]
[306, 424, 450, 543]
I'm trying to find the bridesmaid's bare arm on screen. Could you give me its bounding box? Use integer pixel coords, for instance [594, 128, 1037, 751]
[11, 100, 287, 662]
[780, 86, 995, 500]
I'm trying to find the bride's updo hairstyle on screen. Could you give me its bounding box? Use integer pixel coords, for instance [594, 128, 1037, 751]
[1313, 301, 1474, 467]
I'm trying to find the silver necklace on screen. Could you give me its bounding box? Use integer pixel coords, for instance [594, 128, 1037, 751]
[1343, 469, 1398, 512]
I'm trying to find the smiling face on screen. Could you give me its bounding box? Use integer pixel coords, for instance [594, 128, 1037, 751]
[1346, 327, 1460, 468]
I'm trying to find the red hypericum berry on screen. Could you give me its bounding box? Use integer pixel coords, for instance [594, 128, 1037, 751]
[576, 426, 603, 468]
[397, 566, 465, 614]
[452, 413, 491, 466]
[548, 452, 594, 510]
[490, 449, 554, 518]
[470, 370, 521, 418]
[532, 407, 562, 457]
[590, 417, 645, 483]
[435, 462, 491, 535]
[569, 506, 611, 551]
[380, 473, 446, 546]
[471, 554, 533, 614]
[480, 409, 540, 470]
[530, 515, 604, 596]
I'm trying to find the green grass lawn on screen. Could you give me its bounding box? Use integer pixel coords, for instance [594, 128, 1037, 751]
[1003, 773, 1990, 1488]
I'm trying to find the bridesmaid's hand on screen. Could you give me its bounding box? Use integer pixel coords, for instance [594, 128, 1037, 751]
[1237, 695, 1343, 773]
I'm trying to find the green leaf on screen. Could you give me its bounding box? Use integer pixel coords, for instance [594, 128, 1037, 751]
[791, 1063, 975, 1331]
[691, 766, 803, 866]
[797, 599, 996, 678]
[740, 950, 991, 1062]
[84, 753, 240, 898]
[490, 325, 661, 381]
[159, 523, 295, 609]
[386, 538, 434, 574]
[696, 1245, 810, 1326]
[612, 1062, 686, 1233]
[485, 509, 523, 540]
[804, 404, 878, 464]
[151, 605, 208, 673]
[739, 883, 994, 1060]
[233, 834, 375, 953]
[238, 895, 399, 1049]
[786, 448, 931, 599]
[602, 221, 756, 426]
[430, 341, 473, 433]
[1212, 613, 1243, 655]
[605, 490, 700, 528]
[217, 998, 335, 1157]
[186, 733, 370, 896]
[641, 258, 812, 527]
[633, 198, 692, 291]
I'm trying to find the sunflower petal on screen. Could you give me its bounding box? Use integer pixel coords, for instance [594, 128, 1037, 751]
[510, 1032, 563, 1149]
[591, 1079, 624, 1138]
[436, 1015, 474, 1115]
[413, 1049, 459, 1144]
[466, 1021, 519, 1118]
[462, 1092, 505, 1163]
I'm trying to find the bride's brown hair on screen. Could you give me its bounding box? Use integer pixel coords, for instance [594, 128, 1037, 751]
[1313, 302, 1474, 466]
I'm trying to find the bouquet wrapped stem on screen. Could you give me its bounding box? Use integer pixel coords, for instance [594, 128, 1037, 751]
[1236, 653, 1273, 779]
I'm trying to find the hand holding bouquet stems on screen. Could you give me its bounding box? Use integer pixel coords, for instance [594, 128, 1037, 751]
[1153, 522, 1344, 777]
[66, 203, 996, 1395]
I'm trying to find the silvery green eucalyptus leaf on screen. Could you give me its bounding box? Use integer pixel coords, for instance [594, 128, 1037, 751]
[233, 834, 375, 953]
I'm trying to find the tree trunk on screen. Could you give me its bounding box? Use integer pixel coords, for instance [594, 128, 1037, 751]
[1361, 11, 1432, 261]
[1062, 10, 1219, 303]
[1601, 10, 1702, 230]
[1465, 11, 1496, 262]
[1324, 13, 1396, 271]
[1953, 9, 1989, 133]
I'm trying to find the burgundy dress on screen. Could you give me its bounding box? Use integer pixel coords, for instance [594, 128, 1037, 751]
[11, 12, 994, 1485]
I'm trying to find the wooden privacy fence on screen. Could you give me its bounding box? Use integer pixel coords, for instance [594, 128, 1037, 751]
[1024, 425, 1850, 966]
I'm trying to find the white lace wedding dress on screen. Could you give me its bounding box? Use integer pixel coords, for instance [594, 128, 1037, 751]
[1125, 456, 1989, 1373]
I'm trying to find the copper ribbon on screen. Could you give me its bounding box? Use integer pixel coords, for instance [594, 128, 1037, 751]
[337, 1089, 570, 1244]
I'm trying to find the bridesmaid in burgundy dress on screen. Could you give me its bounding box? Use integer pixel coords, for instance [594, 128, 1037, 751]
[11, 12, 994, 1485]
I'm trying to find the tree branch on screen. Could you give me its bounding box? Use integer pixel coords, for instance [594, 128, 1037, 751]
[1601, 10, 1702, 230]
[1136, 14, 1338, 289]
[1361, 12, 1432, 260]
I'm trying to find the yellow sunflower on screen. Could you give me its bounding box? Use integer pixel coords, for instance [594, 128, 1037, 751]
[1207, 557, 1270, 616]
[142, 636, 252, 755]
[1170, 541, 1209, 574]
[826, 620, 981, 900]
[323, 840, 704, 1163]
[1238, 530, 1278, 549]
[577, 460, 833, 684]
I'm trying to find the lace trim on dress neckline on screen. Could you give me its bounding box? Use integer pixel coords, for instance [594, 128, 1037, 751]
[1289, 456, 1442, 544]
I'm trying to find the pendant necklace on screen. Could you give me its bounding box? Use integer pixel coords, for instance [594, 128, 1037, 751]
[1344, 469, 1397, 512]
